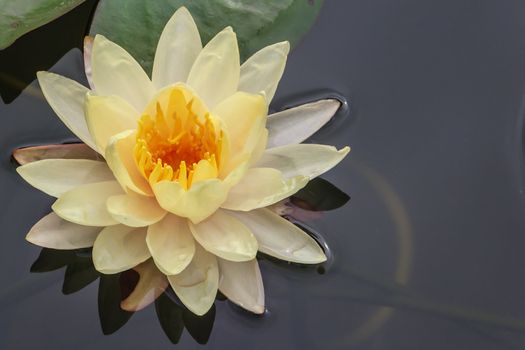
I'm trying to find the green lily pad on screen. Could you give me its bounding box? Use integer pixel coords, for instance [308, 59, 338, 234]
[89, 0, 324, 74]
[0, 0, 86, 49]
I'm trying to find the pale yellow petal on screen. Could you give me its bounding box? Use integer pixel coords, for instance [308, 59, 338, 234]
[221, 168, 308, 211]
[105, 130, 153, 196]
[36, 71, 96, 150]
[121, 259, 169, 312]
[93, 224, 150, 274]
[146, 214, 195, 275]
[267, 99, 341, 148]
[85, 93, 139, 153]
[91, 35, 154, 111]
[256, 144, 350, 180]
[52, 181, 123, 226]
[17, 159, 114, 198]
[26, 212, 101, 249]
[153, 179, 227, 224]
[189, 210, 258, 262]
[218, 258, 265, 314]
[186, 27, 239, 108]
[107, 193, 166, 227]
[239, 41, 289, 103]
[168, 244, 218, 316]
[192, 159, 218, 184]
[152, 7, 202, 88]
[249, 128, 268, 165]
[230, 208, 327, 264]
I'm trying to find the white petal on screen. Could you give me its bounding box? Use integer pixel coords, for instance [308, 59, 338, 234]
[221, 168, 308, 211]
[257, 144, 350, 180]
[83, 36, 95, 89]
[152, 7, 202, 88]
[267, 99, 341, 148]
[17, 159, 114, 197]
[52, 181, 123, 226]
[85, 93, 139, 153]
[146, 214, 195, 275]
[106, 193, 166, 227]
[239, 41, 289, 103]
[168, 245, 218, 316]
[91, 35, 155, 111]
[13, 143, 100, 165]
[26, 212, 101, 249]
[36, 71, 96, 150]
[189, 210, 258, 262]
[93, 224, 150, 274]
[230, 208, 327, 264]
[186, 27, 239, 108]
[121, 259, 169, 312]
[218, 258, 264, 314]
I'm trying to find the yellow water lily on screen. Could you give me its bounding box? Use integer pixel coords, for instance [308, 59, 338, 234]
[17, 7, 349, 315]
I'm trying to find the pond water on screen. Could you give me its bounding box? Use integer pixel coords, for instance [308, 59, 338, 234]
[2, 1, 525, 349]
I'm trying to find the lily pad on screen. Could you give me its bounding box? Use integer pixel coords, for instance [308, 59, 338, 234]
[89, 0, 324, 74]
[0, 0, 86, 49]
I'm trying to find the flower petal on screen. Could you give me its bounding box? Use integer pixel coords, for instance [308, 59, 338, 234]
[107, 193, 166, 227]
[105, 130, 153, 196]
[26, 212, 101, 249]
[83, 36, 95, 89]
[212, 91, 267, 156]
[239, 41, 289, 103]
[230, 208, 327, 264]
[146, 214, 195, 275]
[256, 144, 350, 180]
[93, 224, 150, 274]
[13, 144, 100, 165]
[152, 179, 227, 224]
[218, 258, 264, 314]
[186, 27, 239, 108]
[221, 168, 308, 211]
[17, 159, 114, 197]
[168, 244, 218, 316]
[36, 71, 96, 150]
[267, 99, 341, 148]
[85, 93, 139, 153]
[52, 181, 123, 226]
[121, 259, 169, 312]
[91, 35, 155, 111]
[189, 210, 258, 262]
[152, 7, 202, 89]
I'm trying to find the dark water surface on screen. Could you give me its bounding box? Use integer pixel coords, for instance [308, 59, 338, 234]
[2, 1, 525, 349]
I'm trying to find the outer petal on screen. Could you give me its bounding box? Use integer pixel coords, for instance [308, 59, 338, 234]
[153, 179, 227, 224]
[105, 130, 153, 196]
[85, 93, 139, 153]
[92, 224, 150, 274]
[256, 144, 350, 180]
[188, 210, 258, 262]
[13, 144, 100, 165]
[107, 193, 166, 227]
[52, 181, 123, 226]
[239, 41, 289, 103]
[168, 244, 219, 316]
[91, 35, 154, 111]
[230, 208, 327, 264]
[186, 27, 239, 108]
[36, 72, 96, 150]
[83, 36, 95, 89]
[218, 258, 265, 314]
[221, 168, 308, 211]
[152, 7, 202, 88]
[17, 159, 114, 197]
[267, 99, 341, 148]
[212, 92, 267, 156]
[146, 214, 195, 275]
[121, 259, 169, 312]
[26, 212, 101, 249]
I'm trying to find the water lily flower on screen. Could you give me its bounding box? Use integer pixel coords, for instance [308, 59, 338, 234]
[17, 7, 349, 316]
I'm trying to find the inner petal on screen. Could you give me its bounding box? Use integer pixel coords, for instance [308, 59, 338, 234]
[133, 86, 223, 189]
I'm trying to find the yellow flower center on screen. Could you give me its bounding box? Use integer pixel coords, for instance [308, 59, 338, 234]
[133, 86, 223, 189]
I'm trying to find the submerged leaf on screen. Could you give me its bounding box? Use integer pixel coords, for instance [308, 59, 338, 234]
[0, 0, 86, 49]
[89, 0, 324, 73]
[291, 177, 350, 211]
